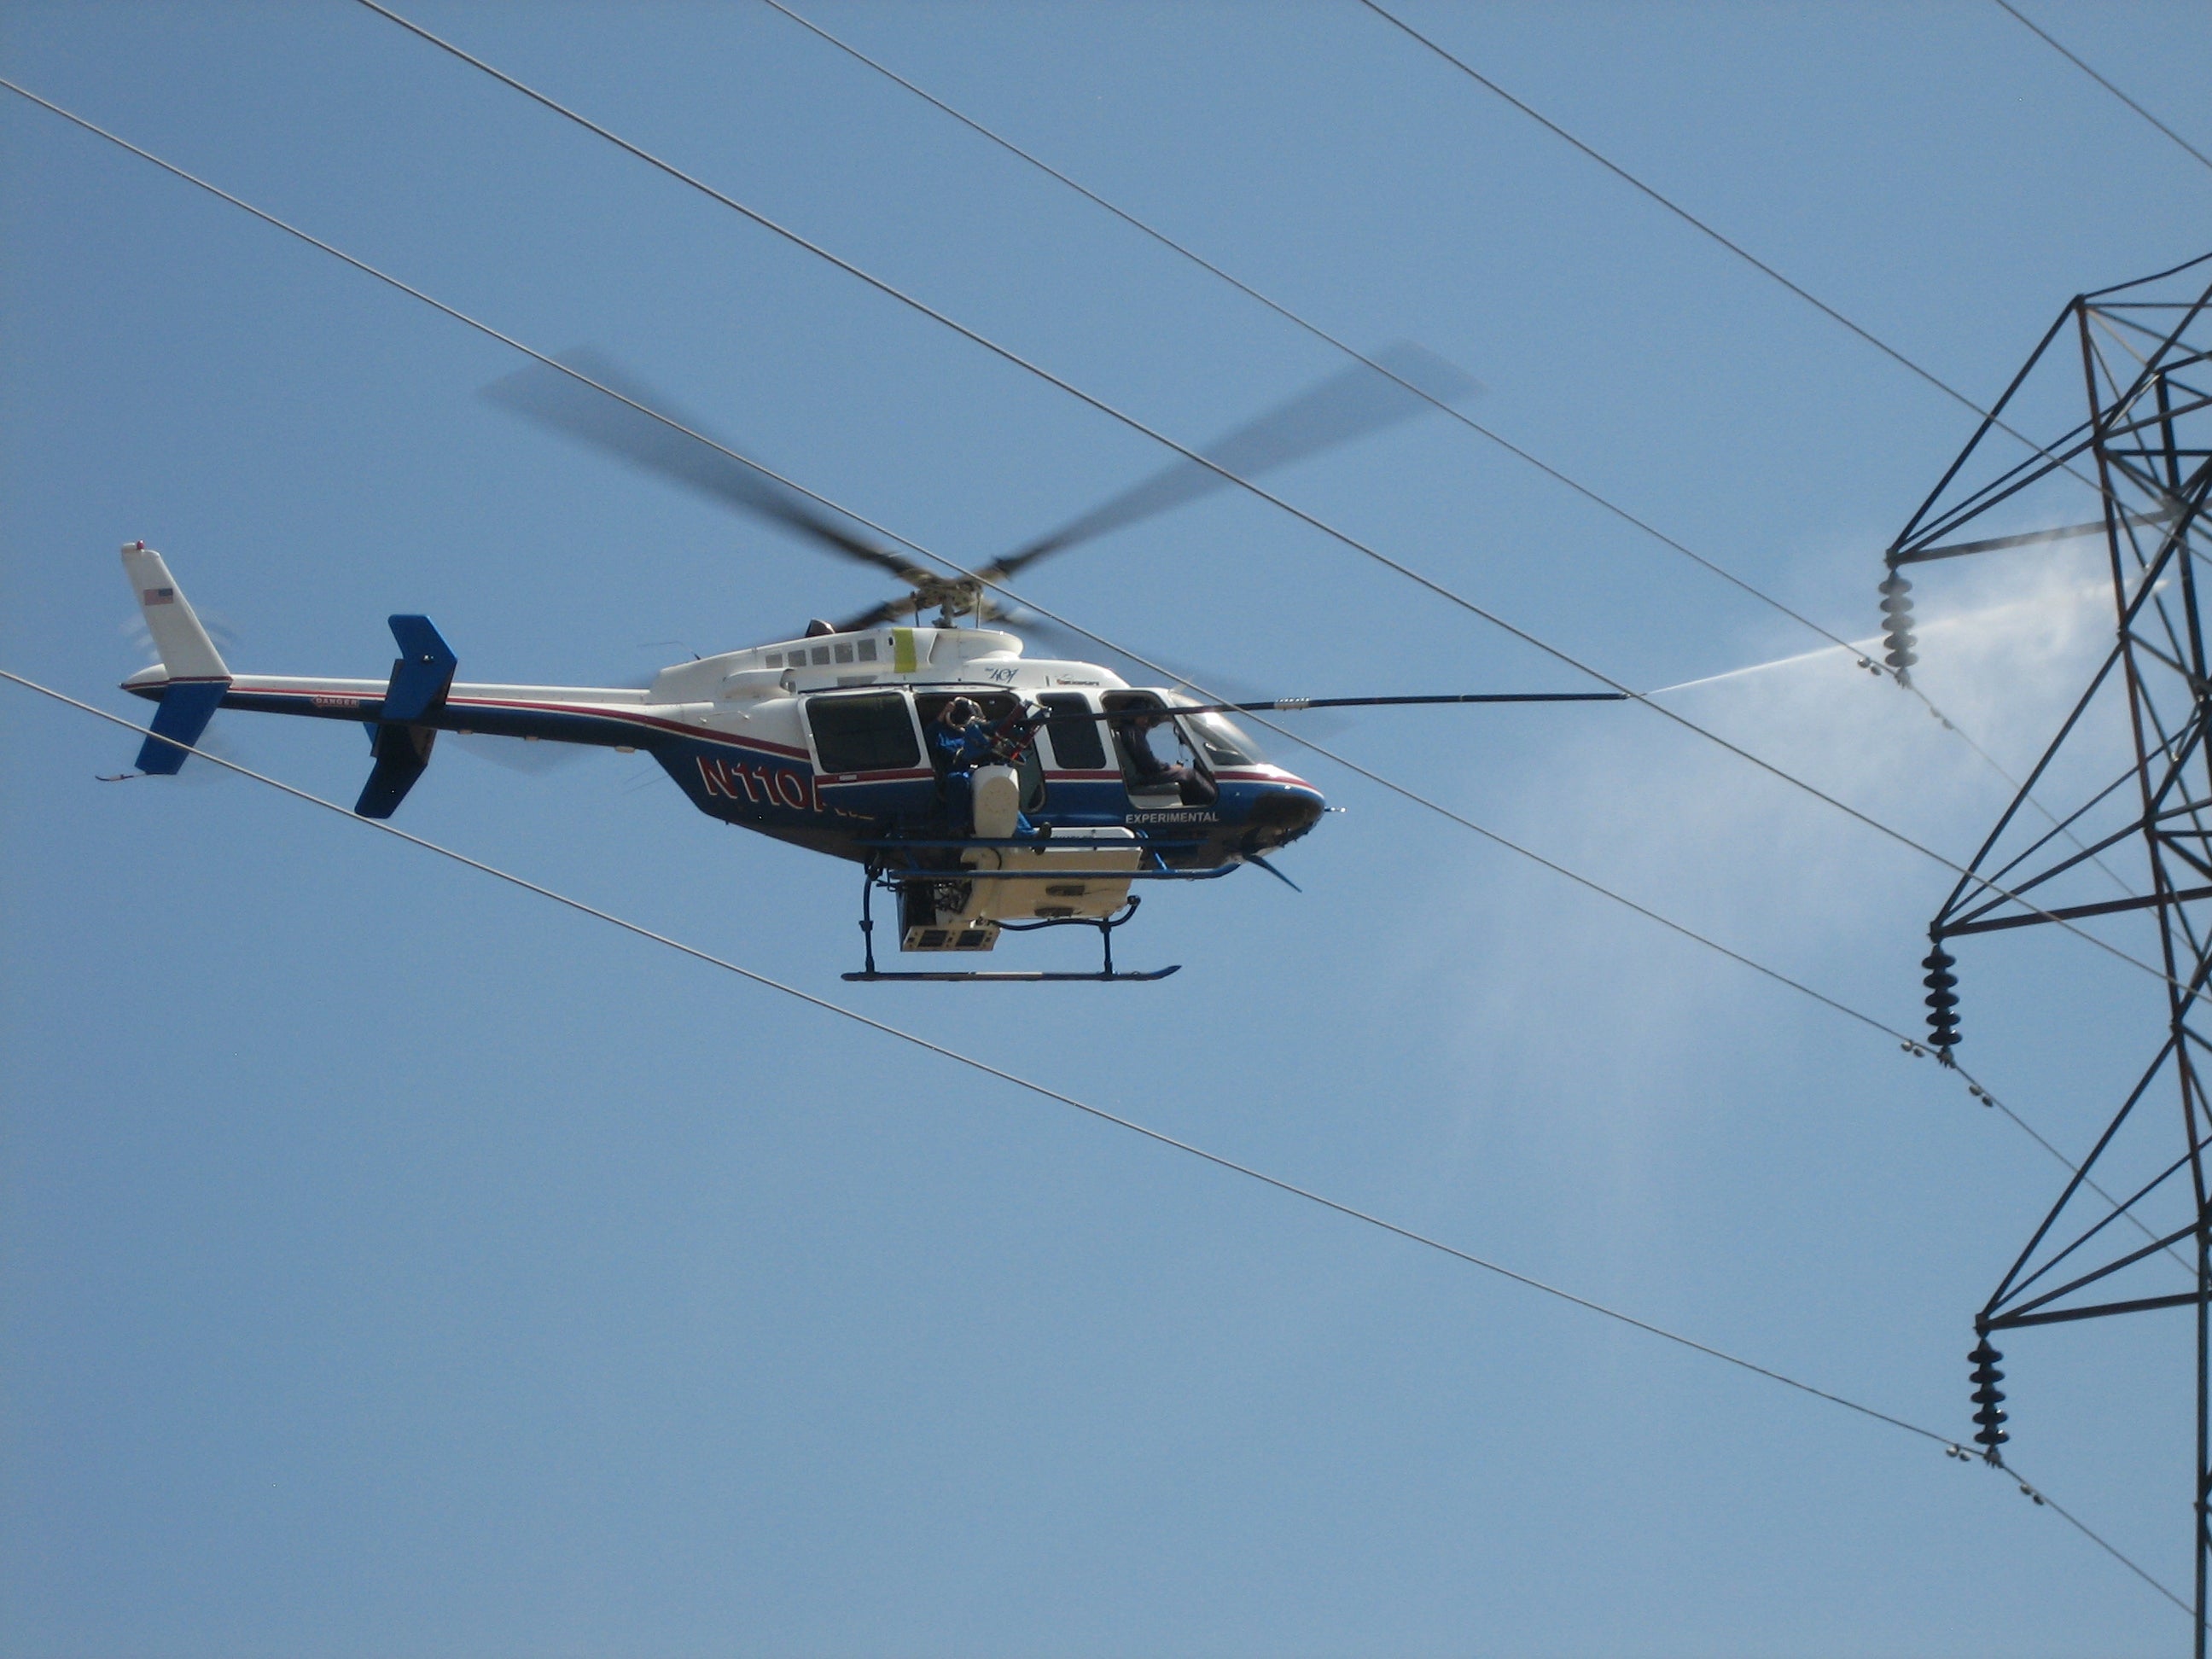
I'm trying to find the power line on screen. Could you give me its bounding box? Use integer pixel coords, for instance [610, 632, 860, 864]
[755, 0, 2112, 874]
[754, 0, 1857, 664]
[1354, 0, 2186, 526]
[9, 62, 2196, 1606]
[0, 670, 1949, 1438]
[754, 0, 2135, 906]
[1990, 0, 2212, 177]
[0, 72, 1907, 1039]
[0, 69, 2170, 1250]
[0, 662, 2183, 1621]
[7, 43, 2194, 1618]
[335, 3, 2201, 1006]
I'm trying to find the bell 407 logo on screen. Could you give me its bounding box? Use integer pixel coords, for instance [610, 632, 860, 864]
[697, 754, 818, 812]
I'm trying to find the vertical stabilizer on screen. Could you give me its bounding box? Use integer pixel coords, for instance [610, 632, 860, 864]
[122, 541, 230, 682]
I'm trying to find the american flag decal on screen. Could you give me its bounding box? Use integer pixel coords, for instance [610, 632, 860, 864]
[143, 587, 175, 605]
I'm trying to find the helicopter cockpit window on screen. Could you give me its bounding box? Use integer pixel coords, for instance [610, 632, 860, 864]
[807, 692, 921, 773]
[1123, 718, 1185, 777]
[1182, 711, 1266, 767]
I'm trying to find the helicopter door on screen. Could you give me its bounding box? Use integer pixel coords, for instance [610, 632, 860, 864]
[805, 690, 931, 818]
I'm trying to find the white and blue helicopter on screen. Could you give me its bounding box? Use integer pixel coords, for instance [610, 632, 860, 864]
[114, 348, 1621, 981]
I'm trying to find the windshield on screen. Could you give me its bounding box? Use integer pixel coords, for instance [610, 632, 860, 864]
[1183, 711, 1266, 767]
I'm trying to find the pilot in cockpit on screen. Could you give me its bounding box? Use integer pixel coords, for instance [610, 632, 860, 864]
[1119, 710, 1214, 803]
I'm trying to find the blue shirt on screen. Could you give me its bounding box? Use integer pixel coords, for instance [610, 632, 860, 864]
[930, 719, 994, 773]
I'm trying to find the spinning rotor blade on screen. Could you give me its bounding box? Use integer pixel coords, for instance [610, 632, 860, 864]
[982, 609, 1111, 665]
[981, 342, 1479, 581]
[484, 348, 932, 585]
[829, 592, 928, 634]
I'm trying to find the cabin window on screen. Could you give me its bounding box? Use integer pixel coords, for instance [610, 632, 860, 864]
[811, 645, 832, 667]
[1185, 711, 1266, 766]
[807, 692, 920, 772]
[1039, 693, 1106, 770]
[857, 637, 878, 662]
[765, 652, 783, 667]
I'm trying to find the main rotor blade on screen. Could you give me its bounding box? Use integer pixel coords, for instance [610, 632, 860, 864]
[483, 348, 932, 585]
[983, 342, 1478, 580]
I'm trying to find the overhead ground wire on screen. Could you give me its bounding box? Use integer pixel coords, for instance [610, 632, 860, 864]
[1989, 0, 2212, 178]
[1354, 0, 2192, 528]
[0, 69, 2173, 1258]
[0, 665, 2184, 1621]
[332, 3, 2208, 1008]
[754, 0, 1858, 658]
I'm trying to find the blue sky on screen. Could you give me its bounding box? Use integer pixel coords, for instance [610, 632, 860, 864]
[5, 3, 2211, 1654]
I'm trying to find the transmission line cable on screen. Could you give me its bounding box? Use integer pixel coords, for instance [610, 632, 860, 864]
[9, 64, 2187, 1269]
[0, 72, 1913, 1038]
[0, 69, 2173, 1249]
[755, 0, 1847, 660]
[754, 0, 2087, 847]
[1354, 0, 2189, 524]
[0, 665, 2183, 1621]
[1989, 0, 2212, 177]
[331, 6, 2200, 1004]
[754, 0, 2130, 900]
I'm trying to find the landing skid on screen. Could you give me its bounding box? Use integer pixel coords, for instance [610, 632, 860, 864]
[841, 966, 1181, 983]
[851, 868, 1176, 984]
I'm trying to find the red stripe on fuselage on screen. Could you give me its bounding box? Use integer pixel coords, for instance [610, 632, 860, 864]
[230, 684, 817, 760]
[440, 694, 813, 758]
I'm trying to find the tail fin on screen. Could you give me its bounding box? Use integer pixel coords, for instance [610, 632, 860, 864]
[120, 542, 231, 774]
[123, 542, 230, 681]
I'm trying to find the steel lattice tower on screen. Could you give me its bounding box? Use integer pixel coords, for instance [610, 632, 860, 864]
[1883, 252, 2212, 1648]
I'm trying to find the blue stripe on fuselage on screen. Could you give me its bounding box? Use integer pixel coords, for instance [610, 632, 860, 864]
[137, 683, 1324, 865]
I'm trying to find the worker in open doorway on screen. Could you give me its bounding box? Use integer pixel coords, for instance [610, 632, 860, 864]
[932, 697, 1046, 838]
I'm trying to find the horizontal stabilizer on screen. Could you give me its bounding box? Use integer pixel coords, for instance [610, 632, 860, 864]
[135, 682, 228, 775]
[357, 722, 436, 818]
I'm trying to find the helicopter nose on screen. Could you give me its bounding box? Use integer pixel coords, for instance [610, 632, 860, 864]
[1244, 783, 1325, 850]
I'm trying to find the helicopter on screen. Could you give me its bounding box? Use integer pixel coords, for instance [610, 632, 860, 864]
[112, 346, 1622, 981]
